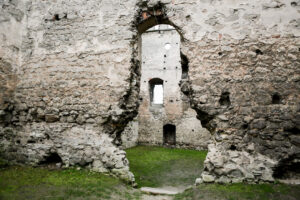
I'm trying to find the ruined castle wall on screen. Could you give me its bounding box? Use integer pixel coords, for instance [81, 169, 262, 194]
[172, 0, 300, 182]
[0, 0, 299, 183]
[0, 0, 139, 182]
[138, 26, 211, 149]
[0, 0, 25, 63]
[0, 0, 25, 111]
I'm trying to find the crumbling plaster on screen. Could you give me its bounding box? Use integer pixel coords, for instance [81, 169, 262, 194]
[0, 0, 299, 183]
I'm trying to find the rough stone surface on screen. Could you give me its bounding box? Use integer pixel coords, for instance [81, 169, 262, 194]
[138, 25, 211, 149]
[203, 144, 277, 183]
[0, 123, 134, 182]
[0, 0, 299, 183]
[121, 117, 139, 149]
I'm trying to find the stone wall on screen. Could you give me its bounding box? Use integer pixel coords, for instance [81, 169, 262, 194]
[137, 25, 211, 149]
[0, 0, 299, 183]
[0, 0, 24, 126]
[0, 0, 139, 183]
[189, 35, 300, 183]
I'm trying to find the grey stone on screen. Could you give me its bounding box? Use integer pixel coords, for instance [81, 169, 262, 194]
[45, 114, 59, 123]
[202, 173, 215, 183]
[195, 178, 203, 185]
[199, 95, 208, 104]
[289, 135, 300, 146]
[252, 119, 266, 129]
[217, 114, 228, 121]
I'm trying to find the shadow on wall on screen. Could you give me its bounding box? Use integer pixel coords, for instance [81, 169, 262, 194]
[39, 152, 62, 165]
[273, 154, 300, 179]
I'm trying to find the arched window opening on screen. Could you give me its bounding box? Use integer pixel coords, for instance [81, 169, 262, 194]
[163, 124, 176, 145]
[149, 78, 164, 105]
[137, 5, 174, 35]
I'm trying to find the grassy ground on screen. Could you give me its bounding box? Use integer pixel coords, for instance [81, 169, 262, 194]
[0, 166, 141, 200]
[1, 146, 300, 200]
[174, 183, 300, 200]
[0, 158, 9, 168]
[125, 146, 207, 188]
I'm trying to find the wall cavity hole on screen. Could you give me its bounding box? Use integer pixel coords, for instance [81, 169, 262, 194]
[218, 52, 223, 56]
[272, 93, 281, 104]
[219, 92, 231, 106]
[16, 140, 20, 144]
[291, 2, 297, 6]
[255, 49, 263, 55]
[242, 123, 248, 129]
[284, 127, 299, 134]
[27, 140, 36, 144]
[273, 155, 300, 179]
[39, 152, 62, 166]
[230, 145, 237, 151]
[54, 14, 60, 21]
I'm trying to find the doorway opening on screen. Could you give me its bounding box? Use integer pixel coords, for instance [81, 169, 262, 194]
[163, 124, 176, 145]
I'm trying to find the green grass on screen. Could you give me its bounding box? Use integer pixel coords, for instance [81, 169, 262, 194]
[174, 183, 300, 200]
[1, 147, 300, 200]
[0, 166, 141, 200]
[0, 158, 9, 168]
[126, 146, 207, 188]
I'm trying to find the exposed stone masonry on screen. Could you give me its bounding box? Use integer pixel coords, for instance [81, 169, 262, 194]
[137, 25, 211, 149]
[0, 0, 299, 183]
[185, 36, 300, 182]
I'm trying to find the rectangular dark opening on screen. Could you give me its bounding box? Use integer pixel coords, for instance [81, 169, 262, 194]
[163, 124, 176, 145]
